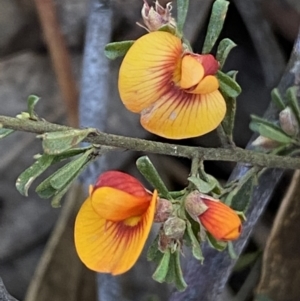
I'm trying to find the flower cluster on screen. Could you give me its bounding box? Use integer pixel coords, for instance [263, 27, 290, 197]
[75, 171, 241, 275]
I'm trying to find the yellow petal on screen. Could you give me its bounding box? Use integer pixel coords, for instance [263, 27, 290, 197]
[191, 75, 219, 94]
[91, 187, 151, 221]
[140, 90, 226, 139]
[118, 31, 182, 113]
[180, 55, 204, 89]
[74, 190, 157, 275]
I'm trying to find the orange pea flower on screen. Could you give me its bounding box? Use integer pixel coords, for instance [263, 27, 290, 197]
[118, 31, 226, 139]
[185, 191, 241, 241]
[74, 171, 157, 275]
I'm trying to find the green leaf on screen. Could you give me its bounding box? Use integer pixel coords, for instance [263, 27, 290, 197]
[51, 154, 92, 208]
[104, 41, 134, 60]
[16, 154, 55, 196]
[206, 232, 227, 251]
[173, 250, 187, 291]
[177, 0, 189, 34]
[147, 237, 164, 264]
[220, 71, 237, 138]
[152, 249, 171, 283]
[202, 0, 229, 54]
[188, 175, 217, 194]
[271, 88, 285, 110]
[234, 251, 261, 272]
[0, 128, 14, 139]
[36, 149, 93, 200]
[49, 151, 92, 190]
[27, 95, 40, 120]
[186, 221, 204, 262]
[217, 70, 241, 98]
[250, 115, 293, 143]
[40, 129, 95, 155]
[227, 241, 237, 259]
[230, 172, 257, 212]
[165, 252, 177, 284]
[216, 38, 236, 68]
[136, 156, 170, 199]
[286, 86, 300, 125]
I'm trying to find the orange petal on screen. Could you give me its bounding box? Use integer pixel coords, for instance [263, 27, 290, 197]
[191, 75, 219, 94]
[118, 31, 182, 113]
[140, 89, 226, 139]
[94, 171, 149, 198]
[180, 55, 204, 89]
[91, 187, 151, 221]
[74, 190, 157, 275]
[199, 200, 241, 241]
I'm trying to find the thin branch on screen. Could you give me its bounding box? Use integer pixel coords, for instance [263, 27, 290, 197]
[34, 0, 79, 127]
[1, 115, 300, 170]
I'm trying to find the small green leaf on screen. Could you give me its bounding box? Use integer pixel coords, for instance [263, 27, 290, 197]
[147, 237, 164, 263]
[271, 88, 285, 110]
[217, 70, 241, 98]
[49, 151, 92, 190]
[165, 252, 177, 284]
[221, 71, 237, 138]
[173, 250, 187, 291]
[227, 241, 237, 259]
[40, 129, 95, 155]
[16, 154, 55, 196]
[51, 154, 92, 208]
[27, 95, 40, 120]
[177, 0, 189, 34]
[36, 149, 93, 200]
[152, 250, 171, 283]
[206, 232, 227, 251]
[216, 38, 236, 68]
[286, 86, 300, 125]
[136, 156, 170, 199]
[186, 221, 204, 262]
[0, 128, 14, 139]
[250, 116, 293, 144]
[104, 41, 135, 60]
[188, 175, 217, 194]
[230, 172, 256, 212]
[234, 251, 261, 272]
[202, 0, 229, 54]
[36, 184, 57, 199]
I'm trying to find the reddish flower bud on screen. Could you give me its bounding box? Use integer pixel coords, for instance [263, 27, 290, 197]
[185, 191, 241, 241]
[163, 217, 186, 240]
[154, 198, 172, 223]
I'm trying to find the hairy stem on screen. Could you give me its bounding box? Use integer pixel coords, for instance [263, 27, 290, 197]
[1, 115, 300, 170]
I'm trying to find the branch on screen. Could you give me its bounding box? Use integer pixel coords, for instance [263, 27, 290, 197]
[1, 115, 300, 170]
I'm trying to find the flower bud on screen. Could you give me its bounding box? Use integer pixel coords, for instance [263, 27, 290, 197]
[139, 0, 176, 32]
[154, 198, 172, 223]
[279, 106, 299, 136]
[252, 135, 280, 150]
[163, 217, 186, 240]
[185, 191, 241, 241]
